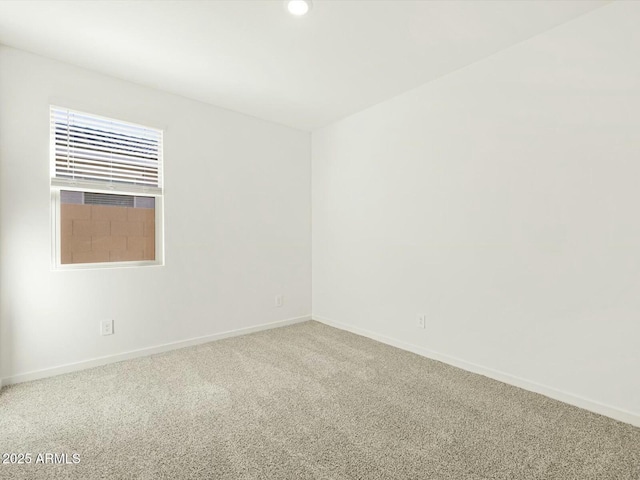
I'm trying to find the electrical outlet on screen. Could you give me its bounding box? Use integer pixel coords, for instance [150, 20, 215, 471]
[100, 319, 114, 336]
[275, 294, 284, 307]
[417, 315, 426, 329]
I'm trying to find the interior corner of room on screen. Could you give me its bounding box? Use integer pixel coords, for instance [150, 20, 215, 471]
[0, 0, 638, 478]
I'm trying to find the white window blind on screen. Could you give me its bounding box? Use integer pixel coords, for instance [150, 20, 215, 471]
[51, 107, 163, 194]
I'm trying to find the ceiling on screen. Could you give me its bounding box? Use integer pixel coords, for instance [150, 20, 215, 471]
[0, 0, 608, 131]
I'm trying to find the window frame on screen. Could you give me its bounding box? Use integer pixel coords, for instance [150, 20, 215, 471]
[50, 106, 165, 271]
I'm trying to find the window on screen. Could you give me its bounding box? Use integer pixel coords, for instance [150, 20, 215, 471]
[50, 107, 163, 268]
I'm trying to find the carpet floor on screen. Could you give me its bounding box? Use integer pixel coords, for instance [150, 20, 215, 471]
[0, 321, 638, 479]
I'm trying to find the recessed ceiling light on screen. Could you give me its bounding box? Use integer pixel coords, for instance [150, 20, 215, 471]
[286, 0, 312, 16]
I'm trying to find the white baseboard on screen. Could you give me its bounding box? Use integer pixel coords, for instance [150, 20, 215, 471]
[313, 314, 640, 428]
[0, 314, 311, 388]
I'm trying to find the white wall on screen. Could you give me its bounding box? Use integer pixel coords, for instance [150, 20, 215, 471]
[0, 46, 311, 382]
[312, 1, 640, 423]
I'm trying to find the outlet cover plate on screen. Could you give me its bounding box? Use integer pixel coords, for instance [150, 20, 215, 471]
[100, 319, 114, 336]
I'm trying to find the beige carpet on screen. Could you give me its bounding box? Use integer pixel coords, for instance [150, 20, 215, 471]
[0, 321, 638, 480]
